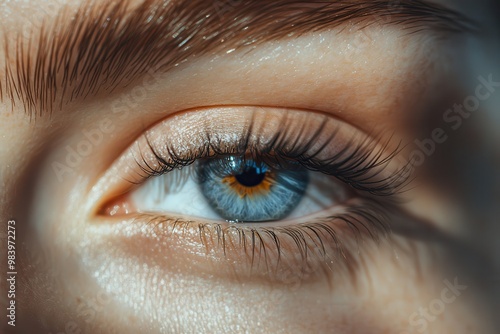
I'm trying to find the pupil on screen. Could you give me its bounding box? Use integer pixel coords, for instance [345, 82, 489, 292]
[235, 167, 266, 187]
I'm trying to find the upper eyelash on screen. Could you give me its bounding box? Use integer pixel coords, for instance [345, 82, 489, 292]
[133, 116, 411, 199]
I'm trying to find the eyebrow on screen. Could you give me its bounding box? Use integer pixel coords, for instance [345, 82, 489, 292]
[0, 0, 476, 118]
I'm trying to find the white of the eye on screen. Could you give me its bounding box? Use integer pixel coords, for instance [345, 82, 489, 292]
[131, 165, 349, 221]
[132, 165, 221, 220]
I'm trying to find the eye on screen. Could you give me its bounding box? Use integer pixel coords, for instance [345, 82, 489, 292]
[94, 106, 409, 281]
[130, 155, 349, 222]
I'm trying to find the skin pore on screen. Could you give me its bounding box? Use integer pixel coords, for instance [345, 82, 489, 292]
[0, 0, 497, 333]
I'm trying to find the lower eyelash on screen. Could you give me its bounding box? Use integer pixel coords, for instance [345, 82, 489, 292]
[135, 199, 394, 285]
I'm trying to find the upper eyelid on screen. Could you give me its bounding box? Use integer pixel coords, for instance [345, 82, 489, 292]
[92, 106, 409, 218]
[0, 0, 476, 118]
[137, 122, 409, 198]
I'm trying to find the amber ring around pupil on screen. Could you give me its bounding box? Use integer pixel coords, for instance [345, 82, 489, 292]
[222, 164, 275, 199]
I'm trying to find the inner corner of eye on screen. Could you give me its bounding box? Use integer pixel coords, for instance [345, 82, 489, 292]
[97, 192, 136, 217]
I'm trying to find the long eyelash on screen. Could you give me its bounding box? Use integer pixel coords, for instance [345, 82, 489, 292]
[136, 199, 394, 286]
[134, 116, 412, 198]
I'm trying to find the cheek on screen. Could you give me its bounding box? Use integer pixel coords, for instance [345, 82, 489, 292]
[16, 233, 477, 333]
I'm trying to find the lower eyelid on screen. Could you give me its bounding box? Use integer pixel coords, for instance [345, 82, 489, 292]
[91, 198, 393, 286]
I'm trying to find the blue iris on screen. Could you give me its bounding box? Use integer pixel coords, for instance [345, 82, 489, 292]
[197, 156, 309, 222]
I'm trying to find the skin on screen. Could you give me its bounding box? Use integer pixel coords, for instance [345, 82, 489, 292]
[1, 0, 499, 333]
